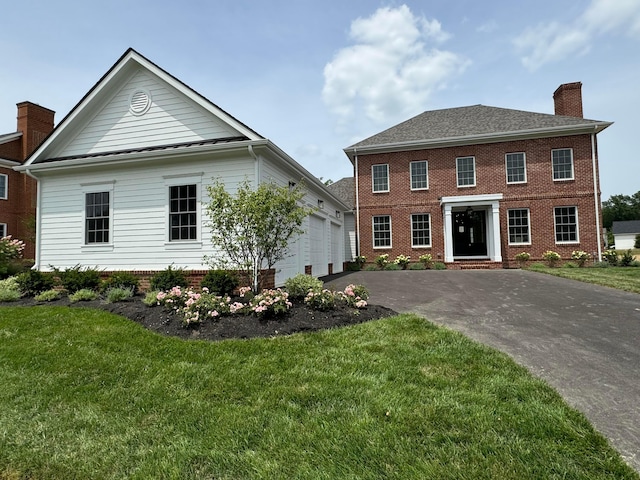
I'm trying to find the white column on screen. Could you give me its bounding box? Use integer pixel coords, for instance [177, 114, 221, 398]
[491, 201, 502, 262]
[443, 204, 454, 262]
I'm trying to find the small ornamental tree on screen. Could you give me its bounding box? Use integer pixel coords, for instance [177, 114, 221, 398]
[204, 179, 316, 292]
[0, 236, 25, 278]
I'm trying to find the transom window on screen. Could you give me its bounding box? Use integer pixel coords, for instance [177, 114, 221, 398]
[507, 209, 530, 244]
[169, 184, 197, 241]
[372, 215, 391, 248]
[552, 149, 574, 180]
[0, 174, 7, 199]
[554, 206, 578, 243]
[85, 192, 110, 244]
[410, 161, 428, 190]
[506, 153, 526, 184]
[411, 214, 431, 247]
[372, 164, 389, 192]
[456, 156, 476, 187]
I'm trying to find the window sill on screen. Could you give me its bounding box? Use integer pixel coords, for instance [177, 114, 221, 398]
[552, 178, 575, 182]
[555, 241, 580, 245]
[508, 242, 532, 246]
[164, 241, 203, 250]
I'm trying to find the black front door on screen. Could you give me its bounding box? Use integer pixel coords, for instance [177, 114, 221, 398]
[453, 210, 487, 256]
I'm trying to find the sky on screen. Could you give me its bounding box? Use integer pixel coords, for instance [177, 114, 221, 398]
[1, 0, 639, 199]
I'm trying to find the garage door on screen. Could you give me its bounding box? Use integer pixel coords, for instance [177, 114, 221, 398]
[275, 234, 301, 286]
[310, 216, 328, 277]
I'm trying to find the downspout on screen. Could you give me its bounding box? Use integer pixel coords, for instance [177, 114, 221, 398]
[354, 148, 361, 257]
[247, 144, 260, 291]
[591, 130, 602, 262]
[24, 169, 41, 270]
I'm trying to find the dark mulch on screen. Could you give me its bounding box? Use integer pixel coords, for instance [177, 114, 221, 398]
[4, 295, 398, 342]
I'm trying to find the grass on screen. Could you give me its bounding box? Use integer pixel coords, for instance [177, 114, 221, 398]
[528, 263, 640, 293]
[0, 307, 638, 479]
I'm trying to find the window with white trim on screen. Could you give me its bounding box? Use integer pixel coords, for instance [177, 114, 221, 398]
[372, 164, 389, 192]
[456, 156, 476, 187]
[85, 192, 110, 244]
[554, 206, 579, 243]
[410, 161, 428, 190]
[169, 184, 198, 241]
[411, 214, 431, 247]
[552, 148, 574, 180]
[506, 153, 526, 184]
[372, 215, 391, 248]
[0, 223, 6, 237]
[507, 208, 530, 245]
[0, 174, 7, 200]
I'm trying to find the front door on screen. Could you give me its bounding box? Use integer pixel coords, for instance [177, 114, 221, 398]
[453, 209, 487, 257]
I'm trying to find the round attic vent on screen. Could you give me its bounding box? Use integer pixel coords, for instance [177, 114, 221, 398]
[129, 89, 151, 115]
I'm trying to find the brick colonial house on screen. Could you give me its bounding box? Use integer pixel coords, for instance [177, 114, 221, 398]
[0, 102, 55, 259]
[343, 83, 612, 268]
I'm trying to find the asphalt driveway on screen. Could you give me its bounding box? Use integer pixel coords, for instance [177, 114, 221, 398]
[324, 269, 640, 471]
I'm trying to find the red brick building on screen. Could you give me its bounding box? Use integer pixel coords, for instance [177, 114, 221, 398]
[343, 83, 612, 268]
[0, 102, 55, 259]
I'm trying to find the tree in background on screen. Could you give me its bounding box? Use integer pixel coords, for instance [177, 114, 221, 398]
[602, 191, 640, 230]
[204, 179, 316, 292]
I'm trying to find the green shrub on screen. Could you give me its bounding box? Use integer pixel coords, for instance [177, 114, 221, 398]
[55, 265, 101, 293]
[542, 250, 561, 268]
[515, 252, 531, 267]
[571, 250, 590, 267]
[304, 289, 336, 311]
[592, 261, 610, 268]
[620, 250, 635, 267]
[393, 254, 410, 270]
[433, 262, 447, 270]
[409, 262, 425, 270]
[143, 290, 161, 307]
[15, 269, 55, 296]
[201, 269, 239, 296]
[602, 249, 618, 266]
[418, 253, 433, 269]
[68, 288, 99, 303]
[0, 276, 19, 291]
[34, 289, 61, 302]
[0, 285, 21, 302]
[150, 265, 188, 292]
[364, 265, 378, 271]
[635, 234, 640, 249]
[375, 254, 389, 269]
[284, 274, 323, 300]
[562, 262, 577, 268]
[105, 287, 134, 303]
[384, 263, 401, 270]
[102, 272, 140, 294]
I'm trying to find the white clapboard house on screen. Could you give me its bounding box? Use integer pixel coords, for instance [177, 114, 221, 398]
[16, 48, 348, 286]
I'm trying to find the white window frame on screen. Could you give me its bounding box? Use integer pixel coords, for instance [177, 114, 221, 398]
[164, 174, 203, 246]
[552, 148, 574, 181]
[0, 223, 6, 237]
[0, 174, 7, 200]
[372, 215, 392, 249]
[81, 182, 114, 247]
[372, 164, 389, 193]
[456, 156, 476, 187]
[507, 208, 531, 245]
[554, 206, 579, 244]
[410, 161, 429, 190]
[411, 213, 431, 247]
[505, 152, 527, 184]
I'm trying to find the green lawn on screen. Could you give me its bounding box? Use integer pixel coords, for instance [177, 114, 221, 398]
[0, 307, 637, 479]
[528, 264, 640, 293]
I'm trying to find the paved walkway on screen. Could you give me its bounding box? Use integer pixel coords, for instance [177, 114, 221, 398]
[324, 270, 640, 471]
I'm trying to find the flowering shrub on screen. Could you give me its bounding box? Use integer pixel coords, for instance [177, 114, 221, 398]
[354, 255, 367, 269]
[0, 236, 25, 277]
[156, 286, 186, 309]
[515, 252, 531, 267]
[418, 254, 433, 269]
[602, 249, 618, 266]
[394, 254, 411, 270]
[375, 254, 389, 270]
[341, 283, 369, 309]
[304, 289, 336, 311]
[250, 288, 292, 317]
[542, 250, 561, 267]
[284, 274, 323, 299]
[183, 291, 234, 326]
[571, 250, 591, 267]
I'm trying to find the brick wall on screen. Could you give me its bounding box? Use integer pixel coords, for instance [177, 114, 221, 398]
[355, 133, 602, 266]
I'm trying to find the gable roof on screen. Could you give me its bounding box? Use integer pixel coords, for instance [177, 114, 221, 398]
[19, 48, 264, 168]
[326, 177, 355, 210]
[612, 220, 640, 235]
[344, 104, 612, 159]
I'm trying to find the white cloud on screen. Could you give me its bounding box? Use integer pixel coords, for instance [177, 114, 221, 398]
[515, 0, 640, 70]
[477, 20, 498, 34]
[322, 5, 468, 127]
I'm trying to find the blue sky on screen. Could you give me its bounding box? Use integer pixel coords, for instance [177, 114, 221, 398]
[1, 0, 638, 199]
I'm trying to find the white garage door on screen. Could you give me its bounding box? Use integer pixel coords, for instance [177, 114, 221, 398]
[331, 222, 343, 274]
[310, 216, 328, 277]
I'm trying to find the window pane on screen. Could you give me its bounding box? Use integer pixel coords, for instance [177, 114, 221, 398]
[411, 214, 431, 247]
[457, 157, 475, 186]
[410, 161, 428, 190]
[508, 209, 530, 244]
[169, 184, 197, 240]
[85, 191, 110, 244]
[372, 164, 389, 192]
[372, 215, 391, 247]
[506, 153, 526, 183]
[552, 149, 573, 180]
[554, 206, 578, 242]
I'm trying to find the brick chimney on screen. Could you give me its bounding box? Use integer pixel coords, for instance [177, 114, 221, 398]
[553, 82, 583, 118]
[16, 101, 55, 161]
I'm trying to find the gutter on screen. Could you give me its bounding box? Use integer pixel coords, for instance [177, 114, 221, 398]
[23, 168, 42, 270]
[354, 148, 360, 257]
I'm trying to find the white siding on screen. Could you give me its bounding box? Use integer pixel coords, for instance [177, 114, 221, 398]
[56, 69, 240, 158]
[614, 233, 637, 250]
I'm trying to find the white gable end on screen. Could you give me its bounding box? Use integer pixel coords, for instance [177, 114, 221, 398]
[55, 68, 242, 158]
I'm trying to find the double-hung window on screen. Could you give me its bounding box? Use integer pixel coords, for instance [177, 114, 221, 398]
[0, 224, 6, 237]
[0, 174, 7, 200]
[85, 192, 110, 244]
[506, 153, 526, 184]
[372, 215, 392, 248]
[169, 184, 198, 241]
[411, 213, 431, 247]
[372, 164, 389, 192]
[552, 148, 574, 180]
[554, 206, 579, 243]
[507, 209, 530, 244]
[456, 156, 476, 187]
[410, 161, 428, 190]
